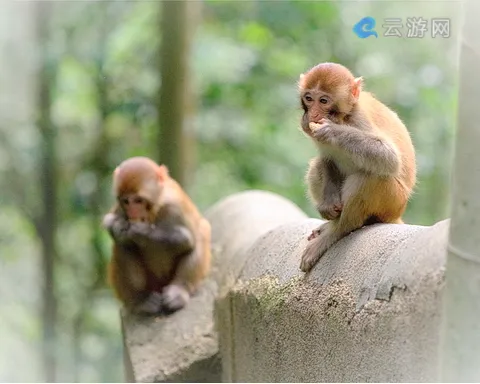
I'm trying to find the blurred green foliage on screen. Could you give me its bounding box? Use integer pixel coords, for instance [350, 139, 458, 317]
[0, 0, 459, 382]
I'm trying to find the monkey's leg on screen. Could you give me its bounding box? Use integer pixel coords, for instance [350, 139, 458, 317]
[162, 219, 212, 314]
[109, 245, 163, 315]
[322, 158, 344, 215]
[134, 292, 164, 315]
[128, 220, 195, 255]
[306, 157, 344, 240]
[108, 245, 146, 306]
[300, 174, 407, 272]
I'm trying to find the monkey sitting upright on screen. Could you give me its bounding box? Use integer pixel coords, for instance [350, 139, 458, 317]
[298, 62, 416, 272]
[102, 156, 211, 315]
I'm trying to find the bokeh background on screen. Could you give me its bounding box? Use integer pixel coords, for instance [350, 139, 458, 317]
[0, 0, 460, 382]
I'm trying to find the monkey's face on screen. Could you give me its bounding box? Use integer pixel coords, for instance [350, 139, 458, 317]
[119, 194, 153, 223]
[113, 164, 164, 224]
[298, 64, 363, 134]
[301, 90, 336, 122]
[300, 89, 346, 133]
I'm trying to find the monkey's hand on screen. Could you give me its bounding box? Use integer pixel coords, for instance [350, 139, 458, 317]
[103, 213, 132, 245]
[309, 119, 339, 145]
[127, 222, 161, 248]
[162, 226, 195, 255]
[102, 213, 116, 229]
[128, 222, 194, 254]
[162, 284, 190, 314]
[316, 200, 343, 221]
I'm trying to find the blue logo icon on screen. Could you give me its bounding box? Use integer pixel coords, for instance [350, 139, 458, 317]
[353, 16, 378, 38]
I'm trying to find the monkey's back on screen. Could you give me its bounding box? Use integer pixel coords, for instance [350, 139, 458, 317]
[360, 92, 417, 192]
[163, 178, 205, 226]
[162, 178, 212, 281]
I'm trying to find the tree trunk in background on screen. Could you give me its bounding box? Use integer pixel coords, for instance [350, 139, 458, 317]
[157, 0, 201, 188]
[35, 2, 58, 382]
[72, 4, 112, 381]
[440, 0, 480, 381]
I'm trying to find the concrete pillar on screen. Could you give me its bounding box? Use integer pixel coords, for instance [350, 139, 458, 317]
[121, 190, 307, 382]
[217, 218, 449, 382]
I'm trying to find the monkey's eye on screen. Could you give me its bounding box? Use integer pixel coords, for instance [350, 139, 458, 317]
[133, 196, 144, 204]
[120, 197, 130, 205]
[320, 97, 329, 104]
[304, 95, 313, 102]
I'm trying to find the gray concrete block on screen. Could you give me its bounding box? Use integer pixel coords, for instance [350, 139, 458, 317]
[218, 218, 449, 382]
[121, 190, 307, 382]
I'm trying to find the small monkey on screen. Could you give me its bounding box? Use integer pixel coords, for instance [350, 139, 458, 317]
[298, 62, 416, 272]
[102, 156, 211, 315]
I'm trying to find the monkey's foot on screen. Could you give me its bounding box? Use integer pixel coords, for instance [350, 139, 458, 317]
[135, 292, 163, 315]
[318, 202, 343, 221]
[307, 221, 330, 241]
[162, 284, 190, 314]
[307, 228, 322, 241]
[300, 239, 324, 272]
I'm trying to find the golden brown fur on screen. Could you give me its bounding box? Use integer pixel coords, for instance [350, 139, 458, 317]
[103, 156, 211, 314]
[298, 63, 416, 272]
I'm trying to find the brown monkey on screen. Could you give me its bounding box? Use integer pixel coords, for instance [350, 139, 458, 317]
[102, 156, 211, 314]
[298, 62, 416, 272]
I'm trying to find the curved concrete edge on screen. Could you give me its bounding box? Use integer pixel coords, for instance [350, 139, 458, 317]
[121, 190, 307, 382]
[217, 218, 449, 382]
[205, 189, 308, 291]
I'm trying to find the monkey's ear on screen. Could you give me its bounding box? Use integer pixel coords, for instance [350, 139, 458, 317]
[352, 77, 363, 99]
[113, 167, 120, 177]
[156, 165, 169, 181]
[298, 73, 305, 89]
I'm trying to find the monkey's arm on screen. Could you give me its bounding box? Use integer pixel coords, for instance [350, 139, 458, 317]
[128, 222, 194, 254]
[128, 205, 195, 255]
[103, 212, 134, 245]
[161, 217, 211, 313]
[310, 157, 344, 221]
[310, 120, 400, 177]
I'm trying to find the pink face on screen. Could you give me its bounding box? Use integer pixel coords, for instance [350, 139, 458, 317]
[119, 195, 151, 222]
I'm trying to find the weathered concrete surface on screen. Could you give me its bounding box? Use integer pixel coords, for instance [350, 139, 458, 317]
[121, 190, 307, 382]
[218, 218, 449, 382]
